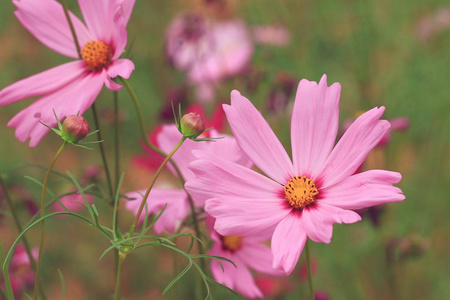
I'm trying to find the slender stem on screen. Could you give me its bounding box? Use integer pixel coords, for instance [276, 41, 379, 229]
[113, 252, 126, 300]
[128, 137, 187, 238]
[305, 240, 315, 300]
[33, 142, 67, 300]
[60, 0, 81, 58]
[90, 103, 115, 204]
[113, 91, 120, 191]
[121, 77, 205, 266]
[0, 176, 48, 300]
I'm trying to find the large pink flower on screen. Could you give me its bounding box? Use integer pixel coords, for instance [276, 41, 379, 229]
[206, 217, 283, 299]
[124, 124, 251, 233]
[0, 0, 135, 146]
[186, 75, 405, 274]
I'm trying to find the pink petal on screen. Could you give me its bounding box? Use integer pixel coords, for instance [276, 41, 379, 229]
[291, 75, 341, 178]
[209, 244, 264, 299]
[104, 59, 135, 91]
[7, 72, 105, 147]
[14, 0, 92, 58]
[206, 197, 290, 237]
[302, 203, 361, 244]
[52, 193, 94, 213]
[271, 212, 307, 275]
[320, 170, 405, 210]
[223, 90, 294, 184]
[78, 0, 114, 42]
[124, 188, 188, 234]
[237, 242, 285, 276]
[186, 150, 283, 206]
[316, 107, 391, 189]
[0, 61, 86, 106]
[119, 0, 135, 25]
[207, 131, 253, 169]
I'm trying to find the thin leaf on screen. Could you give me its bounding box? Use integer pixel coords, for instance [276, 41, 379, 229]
[113, 173, 125, 238]
[162, 259, 193, 295]
[58, 269, 66, 300]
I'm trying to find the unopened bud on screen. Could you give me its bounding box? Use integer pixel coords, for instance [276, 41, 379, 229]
[61, 115, 90, 143]
[180, 112, 205, 139]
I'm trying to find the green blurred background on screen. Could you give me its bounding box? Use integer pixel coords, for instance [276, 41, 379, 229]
[0, 0, 449, 299]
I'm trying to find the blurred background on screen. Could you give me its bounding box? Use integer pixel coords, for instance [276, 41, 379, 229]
[0, 0, 449, 299]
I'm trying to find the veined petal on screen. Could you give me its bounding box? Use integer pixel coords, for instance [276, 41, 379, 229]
[271, 212, 307, 275]
[302, 203, 361, 244]
[7, 71, 105, 147]
[14, 0, 92, 58]
[104, 59, 135, 91]
[237, 242, 285, 276]
[223, 90, 294, 184]
[206, 197, 290, 237]
[291, 75, 341, 178]
[209, 245, 264, 299]
[316, 107, 391, 188]
[186, 150, 283, 205]
[0, 61, 86, 106]
[78, 0, 114, 42]
[320, 170, 405, 210]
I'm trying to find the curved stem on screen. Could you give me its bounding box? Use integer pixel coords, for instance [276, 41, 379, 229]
[33, 142, 67, 300]
[113, 252, 126, 300]
[128, 137, 187, 237]
[90, 103, 115, 203]
[121, 77, 205, 265]
[305, 240, 315, 300]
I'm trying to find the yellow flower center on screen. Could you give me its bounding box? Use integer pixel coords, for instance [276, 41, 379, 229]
[81, 40, 112, 70]
[284, 176, 319, 209]
[222, 235, 243, 251]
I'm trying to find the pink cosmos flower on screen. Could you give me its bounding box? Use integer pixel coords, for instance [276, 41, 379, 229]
[186, 75, 405, 274]
[51, 193, 94, 213]
[206, 217, 283, 299]
[0, 0, 135, 146]
[125, 124, 250, 232]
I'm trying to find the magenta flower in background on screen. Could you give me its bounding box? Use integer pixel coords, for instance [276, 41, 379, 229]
[165, 13, 253, 102]
[186, 75, 405, 274]
[51, 193, 94, 213]
[0, 0, 135, 146]
[206, 217, 284, 299]
[124, 123, 251, 233]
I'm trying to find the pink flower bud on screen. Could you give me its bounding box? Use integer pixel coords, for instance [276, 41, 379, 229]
[61, 115, 90, 143]
[180, 112, 205, 139]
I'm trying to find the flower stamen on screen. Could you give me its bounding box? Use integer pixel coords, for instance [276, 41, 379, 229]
[284, 176, 318, 209]
[222, 235, 243, 251]
[81, 41, 112, 70]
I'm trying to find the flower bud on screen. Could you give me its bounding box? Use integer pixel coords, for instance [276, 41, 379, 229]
[180, 112, 205, 139]
[61, 115, 90, 143]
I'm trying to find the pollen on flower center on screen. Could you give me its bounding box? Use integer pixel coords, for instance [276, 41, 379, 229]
[284, 176, 319, 209]
[222, 235, 243, 251]
[81, 41, 113, 69]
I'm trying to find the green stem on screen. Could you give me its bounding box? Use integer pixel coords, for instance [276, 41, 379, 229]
[305, 240, 315, 300]
[128, 137, 187, 238]
[113, 252, 126, 300]
[60, 0, 81, 58]
[0, 176, 47, 300]
[90, 103, 115, 204]
[120, 77, 205, 266]
[33, 142, 67, 300]
[113, 91, 120, 192]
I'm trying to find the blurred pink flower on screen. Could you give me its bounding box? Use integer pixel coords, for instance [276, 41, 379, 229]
[416, 7, 450, 42]
[51, 193, 94, 213]
[254, 275, 294, 298]
[0, 0, 135, 146]
[207, 217, 284, 299]
[1, 244, 37, 298]
[166, 13, 253, 102]
[186, 75, 405, 274]
[253, 25, 291, 46]
[125, 123, 250, 233]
